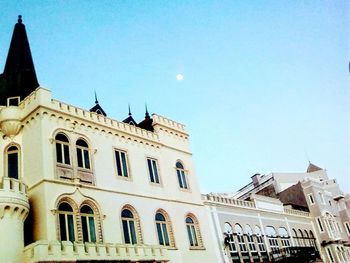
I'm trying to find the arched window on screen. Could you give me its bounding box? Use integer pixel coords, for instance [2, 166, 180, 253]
[298, 229, 304, 246]
[304, 230, 310, 246]
[121, 209, 137, 244]
[58, 202, 75, 242]
[254, 226, 266, 252]
[80, 205, 96, 242]
[76, 139, 91, 169]
[292, 228, 299, 246]
[266, 226, 279, 252]
[224, 223, 237, 253]
[235, 224, 247, 252]
[6, 145, 19, 179]
[245, 225, 256, 252]
[176, 161, 188, 189]
[185, 214, 203, 248]
[309, 230, 316, 248]
[55, 133, 70, 165]
[278, 227, 290, 248]
[155, 211, 175, 247]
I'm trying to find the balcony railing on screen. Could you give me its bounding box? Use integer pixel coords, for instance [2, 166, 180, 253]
[202, 194, 256, 208]
[269, 246, 320, 262]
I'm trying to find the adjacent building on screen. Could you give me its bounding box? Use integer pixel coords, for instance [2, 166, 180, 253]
[207, 164, 350, 262]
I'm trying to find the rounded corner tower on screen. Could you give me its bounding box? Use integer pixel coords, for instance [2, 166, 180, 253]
[0, 177, 29, 262]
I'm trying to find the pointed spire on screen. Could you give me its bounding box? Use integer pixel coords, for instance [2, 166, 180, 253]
[145, 104, 150, 119]
[0, 15, 39, 105]
[94, 91, 98, 104]
[128, 104, 132, 116]
[89, 91, 106, 116]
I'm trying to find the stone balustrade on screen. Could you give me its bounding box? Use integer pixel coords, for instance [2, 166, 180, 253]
[203, 194, 311, 217]
[0, 177, 28, 194]
[23, 240, 169, 263]
[283, 207, 310, 217]
[202, 194, 256, 208]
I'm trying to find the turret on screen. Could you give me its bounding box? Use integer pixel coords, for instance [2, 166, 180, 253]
[0, 177, 29, 262]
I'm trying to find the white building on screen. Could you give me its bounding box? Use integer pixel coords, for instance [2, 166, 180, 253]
[208, 163, 350, 262]
[0, 17, 220, 263]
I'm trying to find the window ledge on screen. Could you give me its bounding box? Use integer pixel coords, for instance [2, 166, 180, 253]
[116, 175, 132, 181]
[189, 246, 206, 250]
[56, 163, 73, 169]
[166, 246, 178, 250]
[179, 187, 191, 193]
[77, 167, 93, 173]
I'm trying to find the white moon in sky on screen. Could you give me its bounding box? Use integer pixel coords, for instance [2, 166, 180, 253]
[176, 74, 184, 81]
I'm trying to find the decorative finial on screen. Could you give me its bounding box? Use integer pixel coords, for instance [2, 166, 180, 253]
[128, 104, 132, 116]
[18, 15, 22, 24]
[94, 91, 98, 104]
[145, 104, 150, 118]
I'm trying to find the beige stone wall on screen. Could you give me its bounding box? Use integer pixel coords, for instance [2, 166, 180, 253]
[3, 87, 221, 263]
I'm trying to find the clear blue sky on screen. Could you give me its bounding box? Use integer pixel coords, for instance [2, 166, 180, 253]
[1, 1, 349, 193]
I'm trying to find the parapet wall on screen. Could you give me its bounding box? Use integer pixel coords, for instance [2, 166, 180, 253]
[0, 177, 29, 218]
[23, 240, 169, 263]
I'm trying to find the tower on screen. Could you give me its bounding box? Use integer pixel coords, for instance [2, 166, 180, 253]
[0, 16, 32, 262]
[0, 177, 29, 262]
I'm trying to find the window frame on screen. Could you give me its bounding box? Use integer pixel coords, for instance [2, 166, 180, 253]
[254, 226, 266, 252]
[344, 221, 350, 236]
[114, 148, 130, 179]
[57, 202, 77, 242]
[5, 144, 20, 180]
[316, 217, 324, 233]
[155, 210, 175, 248]
[234, 224, 247, 253]
[55, 133, 71, 166]
[245, 225, 256, 252]
[146, 157, 161, 184]
[80, 205, 97, 243]
[176, 161, 189, 190]
[185, 214, 204, 249]
[121, 208, 137, 244]
[76, 138, 91, 170]
[307, 193, 315, 205]
[224, 222, 237, 253]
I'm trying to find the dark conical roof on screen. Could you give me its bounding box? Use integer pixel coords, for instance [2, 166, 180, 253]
[306, 163, 323, 173]
[89, 92, 107, 116]
[122, 105, 137, 125]
[0, 16, 39, 105]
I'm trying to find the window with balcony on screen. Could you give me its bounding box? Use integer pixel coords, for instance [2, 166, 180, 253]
[224, 223, 237, 253]
[235, 224, 247, 252]
[245, 225, 256, 252]
[278, 227, 290, 248]
[121, 208, 137, 244]
[155, 210, 175, 247]
[254, 226, 266, 252]
[266, 226, 279, 252]
[58, 202, 76, 242]
[80, 205, 96, 242]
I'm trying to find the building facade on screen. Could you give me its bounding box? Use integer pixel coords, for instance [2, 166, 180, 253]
[208, 164, 350, 262]
[0, 17, 220, 263]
